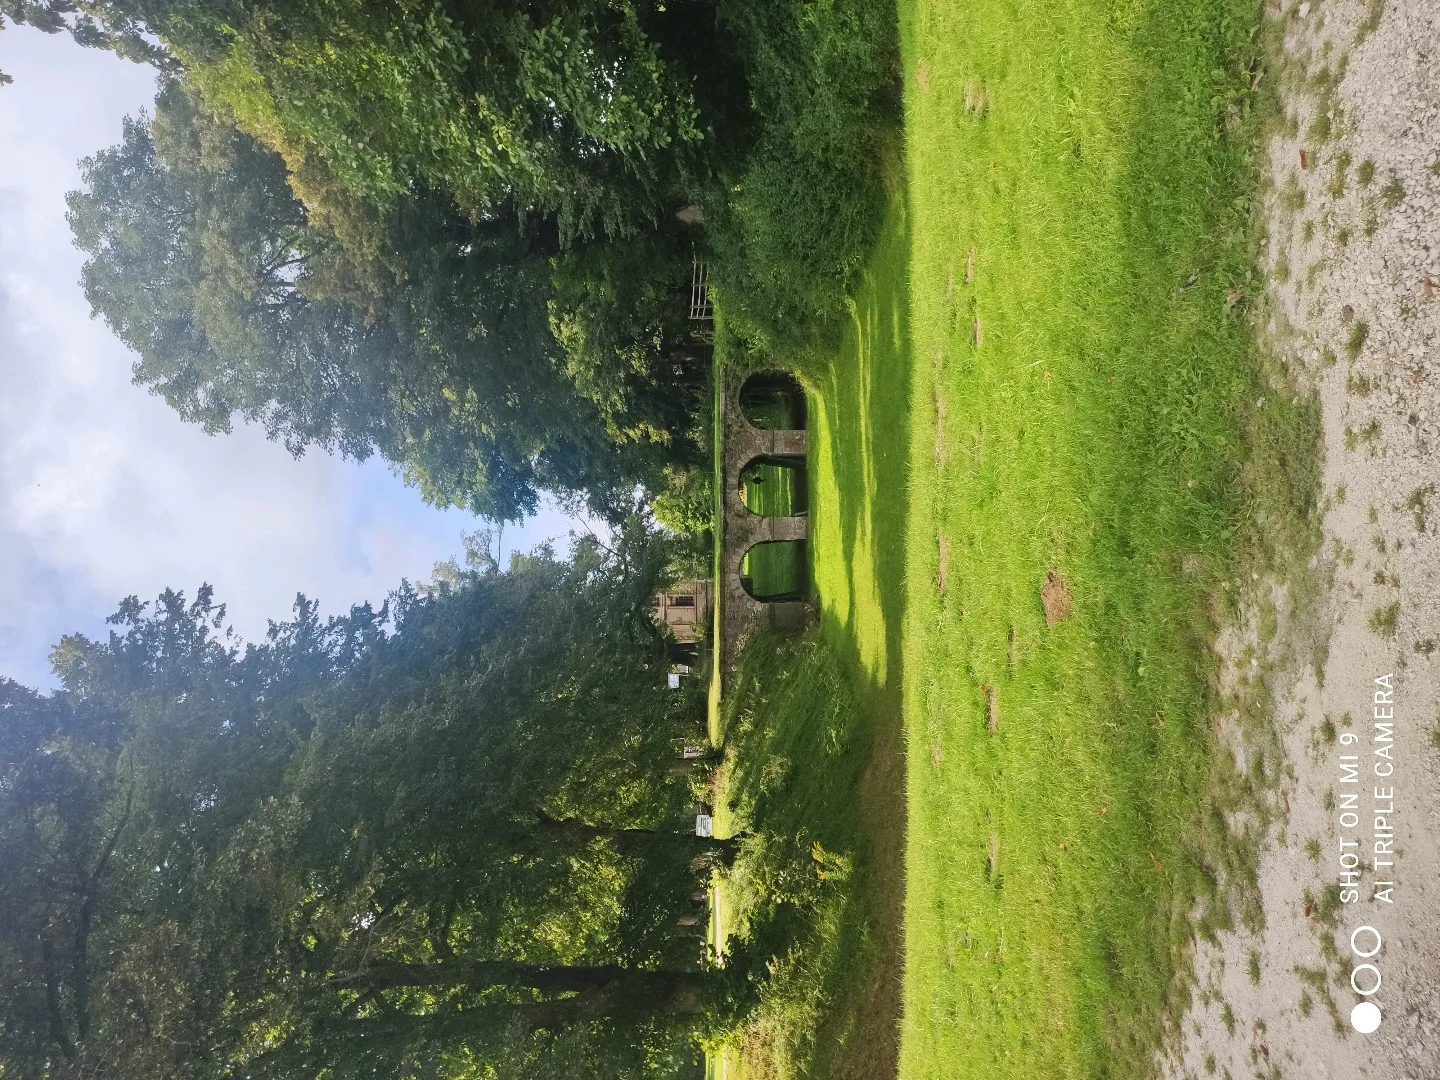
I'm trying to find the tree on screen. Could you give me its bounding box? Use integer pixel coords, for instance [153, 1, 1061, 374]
[0, 680, 131, 1070]
[550, 233, 711, 453]
[0, 0, 173, 81]
[1, 530, 736, 1078]
[69, 79, 708, 522]
[15, 0, 899, 350]
[10, 0, 753, 234]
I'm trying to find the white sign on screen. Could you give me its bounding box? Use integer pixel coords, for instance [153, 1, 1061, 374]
[695, 814, 713, 838]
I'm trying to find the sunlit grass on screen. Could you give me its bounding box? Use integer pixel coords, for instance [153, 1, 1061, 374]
[740, 462, 809, 598]
[708, 207, 912, 1080]
[807, 204, 912, 690]
[897, 0, 1317, 1076]
[712, 2, 1320, 1075]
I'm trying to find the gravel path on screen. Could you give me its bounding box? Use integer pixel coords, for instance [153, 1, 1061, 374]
[1164, 2, 1440, 1077]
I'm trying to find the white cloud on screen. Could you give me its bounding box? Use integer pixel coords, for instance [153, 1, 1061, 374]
[0, 27, 582, 689]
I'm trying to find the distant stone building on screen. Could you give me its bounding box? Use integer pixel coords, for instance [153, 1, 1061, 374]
[651, 579, 714, 644]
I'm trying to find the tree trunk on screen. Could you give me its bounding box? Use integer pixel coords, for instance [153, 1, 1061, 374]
[247, 968, 717, 1078]
[532, 813, 738, 865]
[329, 958, 704, 1000]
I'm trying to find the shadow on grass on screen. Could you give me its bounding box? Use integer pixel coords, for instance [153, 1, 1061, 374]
[806, 197, 913, 699]
[717, 628, 904, 1080]
[715, 198, 912, 1080]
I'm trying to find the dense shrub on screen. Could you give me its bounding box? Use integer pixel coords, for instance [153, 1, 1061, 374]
[709, 0, 901, 347]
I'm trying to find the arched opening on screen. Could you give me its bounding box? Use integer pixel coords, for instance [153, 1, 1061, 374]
[739, 371, 807, 430]
[740, 540, 808, 602]
[739, 456, 808, 516]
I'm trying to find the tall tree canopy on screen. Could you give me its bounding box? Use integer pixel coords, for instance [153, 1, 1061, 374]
[0, 0, 171, 84]
[24, 0, 898, 521]
[0, 531, 734, 1078]
[22, 0, 896, 528]
[8, 0, 750, 241]
[68, 81, 709, 521]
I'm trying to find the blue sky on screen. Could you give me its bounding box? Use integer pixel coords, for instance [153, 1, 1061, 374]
[0, 26, 582, 689]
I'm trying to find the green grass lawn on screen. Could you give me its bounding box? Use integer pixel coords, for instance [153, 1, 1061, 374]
[740, 541, 809, 601]
[807, 203, 912, 698]
[712, 2, 1319, 1076]
[896, 0, 1316, 1076]
[741, 463, 803, 518]
[708, 198, 914, 1080]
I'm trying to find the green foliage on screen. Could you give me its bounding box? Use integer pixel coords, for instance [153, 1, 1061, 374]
[708, 0, 900, 347]
[0, 0, 173, 71]
[165, 0, 727, 243]
[1368, 602, 1399, 638]
[1406, 483, 1434, 532]
[1346, 319, 1370, 359]
[713, 631, 887, 1078]
[653, 467, 716, 538]
[68, 80, 705, 521]
[0, 680, 132, 1070]
[50, 0, 899, 514]
[1, 529, 738, 1077]
[549, 232, 711, 452]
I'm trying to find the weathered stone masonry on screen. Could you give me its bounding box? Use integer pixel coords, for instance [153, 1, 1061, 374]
[718, 371, 810, 691]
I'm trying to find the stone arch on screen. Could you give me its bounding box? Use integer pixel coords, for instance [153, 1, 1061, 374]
[738, 371, 807, 430]
[738, 539, 808, 602]
[719, 369, 812, 690]
[737, 455, 808, 517]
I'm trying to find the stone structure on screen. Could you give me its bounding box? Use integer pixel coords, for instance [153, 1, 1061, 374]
[651, 579, 713, 645]
[718, 371, 811, 689]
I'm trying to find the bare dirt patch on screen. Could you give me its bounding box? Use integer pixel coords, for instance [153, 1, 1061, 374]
[1041, 569, 1072, 627]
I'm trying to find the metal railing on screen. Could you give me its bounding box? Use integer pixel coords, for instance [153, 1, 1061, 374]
[689, 257, 713, 322]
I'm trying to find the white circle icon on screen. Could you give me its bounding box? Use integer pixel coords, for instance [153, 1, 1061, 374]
[1351, 1001, 1382, 1033]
